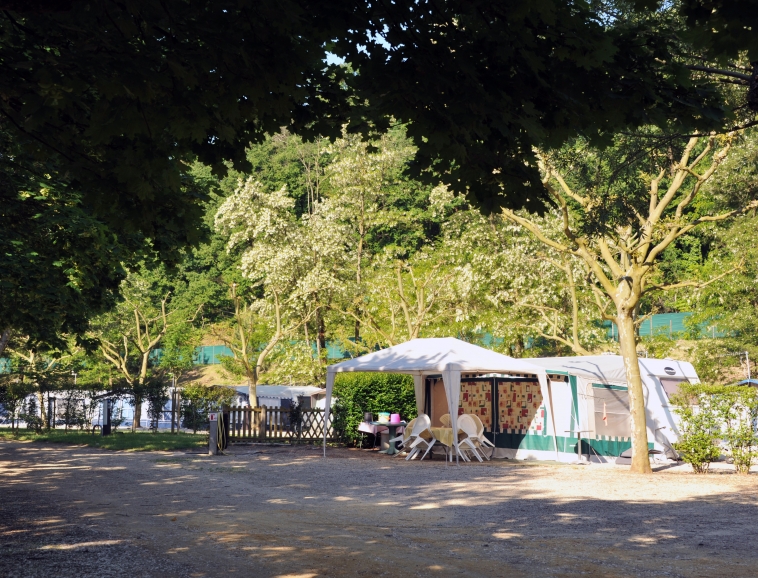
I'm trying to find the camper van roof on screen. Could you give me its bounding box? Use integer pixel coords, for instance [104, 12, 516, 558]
[522, 355, 699, 384]
[232, 385, 324, 399]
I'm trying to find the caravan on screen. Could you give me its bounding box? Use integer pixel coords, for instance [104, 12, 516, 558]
[519, 355, 698, 462]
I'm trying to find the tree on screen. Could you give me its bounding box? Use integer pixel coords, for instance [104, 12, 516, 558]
[2, 1, 727, 221]
[501, 131, 758, 473]
[89, 273, 202, 430]
[324, 127, 437, 344]
[0, 0, 355, 352]
[0, 0, 356, 250]
[344, 256, 460, 348]
[214, 179, 342, 398]
[673, 132, 758, 381]
[685, 215, 758, 382]
[0, 0, 743, 353]
[438, 204, 609, 357]
[334, 0, 728, 211]
[676, 0, 758, 113]
[0, 131, 130, 355]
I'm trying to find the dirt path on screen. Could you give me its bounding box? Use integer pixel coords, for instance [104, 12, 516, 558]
[2, 440, 758, 578]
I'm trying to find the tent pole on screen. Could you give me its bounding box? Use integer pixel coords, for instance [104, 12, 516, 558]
[546, 378, 559, 461]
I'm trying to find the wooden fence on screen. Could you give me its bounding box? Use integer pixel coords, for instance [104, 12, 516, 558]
[227, 406, 336, 443]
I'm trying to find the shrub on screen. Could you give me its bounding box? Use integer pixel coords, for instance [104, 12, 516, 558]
[180, 384, 236, 434]
[671, 384, 721, 473]
[144, 379, 170, 431]
[332, 372, 417, 445]
[713, 386, 758, 474]
[672, 383, 758, 474]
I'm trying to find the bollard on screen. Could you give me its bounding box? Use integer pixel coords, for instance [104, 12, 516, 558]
[101, 399, 112, 436]
[208, 412, 218, 455]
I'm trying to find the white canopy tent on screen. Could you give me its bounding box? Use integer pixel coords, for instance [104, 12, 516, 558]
[323, 338, 553, 461]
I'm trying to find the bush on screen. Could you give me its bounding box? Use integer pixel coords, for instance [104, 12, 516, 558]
[144, 379, 170, 431]
[672, 383, 758, 474]
[671, 384, 721, 473]
[180, 384, 236, 434]
[713, 386, 758, 474]
[332, 373, 417, 445]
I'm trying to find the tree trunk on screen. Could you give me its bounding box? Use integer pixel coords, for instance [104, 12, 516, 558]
[37, 391, 47, 429]
[315, 308, 322, 359]
[132, 402, 142, 430]
[0, 327, 11, 358]
[248, 371, 257, 409]
[616, 312, 652, 474]
[318, 313, 326, 355]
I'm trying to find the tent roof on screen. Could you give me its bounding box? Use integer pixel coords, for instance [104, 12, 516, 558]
[326, 337, 546, 377]
[523, 355, 699, 383]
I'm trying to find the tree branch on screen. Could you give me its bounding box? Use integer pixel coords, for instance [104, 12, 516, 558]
[647, 262, 743, 292]
[686, 64, 752, 81]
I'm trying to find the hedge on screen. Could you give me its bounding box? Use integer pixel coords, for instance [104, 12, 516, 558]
[332, 372, 418, 445]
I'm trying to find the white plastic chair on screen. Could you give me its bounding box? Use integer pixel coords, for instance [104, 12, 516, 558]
[469, 414, 494, 460]
[389, 417, 416, 455]
[457, 414, 485, 462]
[440, 413, 451, 427]
[405, 414, 436, 461]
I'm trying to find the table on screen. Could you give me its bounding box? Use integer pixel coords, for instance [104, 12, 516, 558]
[430, 426, 455, 448]
[428, 427, 471, 461]
[370, 421, 407, 455]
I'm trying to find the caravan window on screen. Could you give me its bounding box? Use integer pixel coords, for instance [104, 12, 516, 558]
[659, 378, 685, 398]
[592, 384, 631, 438]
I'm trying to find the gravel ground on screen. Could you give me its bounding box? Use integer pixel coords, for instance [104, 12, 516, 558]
[1, 440, 758, 578]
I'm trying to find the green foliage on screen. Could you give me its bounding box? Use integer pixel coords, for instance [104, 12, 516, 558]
[143, 379, 170, 431]
[159, 325, 202, 380]
[0, 379, 36, 428]
[180, 385, 236, 434]
[678, 1, 758, 62]
[335, 1, 728, 212]
[671, 383, 722, 473]
[639, 331, 678, 359]
[711, 386, 758, 474]
[330, 398, 351, 444]
[671, 383, 758, 474]
[0, 1, 356, 260]
[332, 373, 417, 445]
[0, 162, 127, 350]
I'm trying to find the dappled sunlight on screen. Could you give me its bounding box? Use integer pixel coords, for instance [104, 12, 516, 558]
[492, 531, 523, 539]
[4, 440, 758, 577]
[39, 539, 122, 550]
[157, 510, 197, 518]
[31, 517, 66, 525]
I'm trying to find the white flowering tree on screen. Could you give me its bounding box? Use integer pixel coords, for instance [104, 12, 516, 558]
[215, 178, 346, 399]
[437, 202, 606, 356]
[325, 128, 431, 346]
[340, 253, 462, 347]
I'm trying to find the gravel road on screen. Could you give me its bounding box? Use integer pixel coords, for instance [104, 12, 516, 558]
[1, 440, 757, 578]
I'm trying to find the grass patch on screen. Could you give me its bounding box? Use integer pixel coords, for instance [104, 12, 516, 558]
[0, 428, 207, 452]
